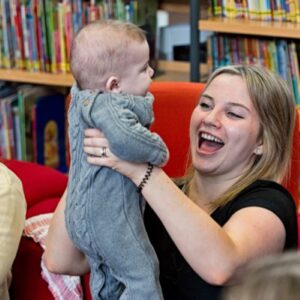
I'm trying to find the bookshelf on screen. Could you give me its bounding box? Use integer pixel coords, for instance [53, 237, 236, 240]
[0, 60, 197, 87]
[158, 0, 205, 81]
[0, 69, 74, 87]
[194, 6, 300, 102]
[199, 18, 300, 39]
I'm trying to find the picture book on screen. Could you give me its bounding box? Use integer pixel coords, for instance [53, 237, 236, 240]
[33, 93, 67, 172]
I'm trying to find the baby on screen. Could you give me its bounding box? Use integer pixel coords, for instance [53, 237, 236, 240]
[65, 20, 169, 299]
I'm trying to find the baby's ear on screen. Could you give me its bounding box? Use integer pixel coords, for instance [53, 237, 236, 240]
[106, 76, 120, 93]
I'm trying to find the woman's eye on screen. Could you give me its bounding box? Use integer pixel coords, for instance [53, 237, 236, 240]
[199, 102, 211, 110]
[227, 111, 243, 119]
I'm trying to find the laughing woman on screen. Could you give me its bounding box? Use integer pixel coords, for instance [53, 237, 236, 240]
[45, 65, 298, 300]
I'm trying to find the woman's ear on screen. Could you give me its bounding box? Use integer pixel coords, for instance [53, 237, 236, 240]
[254, 145, 263, 156]
[106, 76, 120, 93]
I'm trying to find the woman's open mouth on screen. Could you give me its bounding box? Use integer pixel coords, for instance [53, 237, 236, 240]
[198, 132, 224, 153]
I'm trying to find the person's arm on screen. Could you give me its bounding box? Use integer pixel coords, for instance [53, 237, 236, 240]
[132, 167, 285, 285]
[0, 165, 26, 284]
[44, 189, 90, 275]
[81, 93, 169, 166]
[84, 129, 286, 285]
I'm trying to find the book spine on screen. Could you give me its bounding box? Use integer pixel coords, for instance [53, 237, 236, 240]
[288, 42, 300, 105]
[58, 3, 67, 73]
[64, 2, 73, 72]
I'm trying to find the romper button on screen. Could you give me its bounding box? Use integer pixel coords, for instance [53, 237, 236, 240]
[83, 99, 90, 106]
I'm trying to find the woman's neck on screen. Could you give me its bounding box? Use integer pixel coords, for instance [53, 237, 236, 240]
[187, 173, 240, 212]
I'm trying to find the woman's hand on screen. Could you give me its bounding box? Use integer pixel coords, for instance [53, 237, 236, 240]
[84, 128, 149, 186]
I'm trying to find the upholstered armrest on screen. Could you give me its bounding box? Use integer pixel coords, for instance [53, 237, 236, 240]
[2, 160, 68, 212]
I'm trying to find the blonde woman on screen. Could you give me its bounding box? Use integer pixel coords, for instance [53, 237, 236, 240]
[46, 65, 298, 300]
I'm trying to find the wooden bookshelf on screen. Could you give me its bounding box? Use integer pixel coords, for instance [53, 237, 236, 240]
[197, 16, 300, 130]
[0, 60, 205, 86]
[199, 18, 300, 39]
[159, 3, 189, 13]
[0, 68, 74, 87]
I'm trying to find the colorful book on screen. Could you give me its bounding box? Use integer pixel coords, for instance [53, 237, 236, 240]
[21, 0, 31, 70]
[57, 2, 67, 72]
[11, 97, 22, 160]
[10, 0, 25, 69]
[17, 85, 49, 161]
[44, 0, 58, 73]
[1, 0, 14, 68]
[64, 1, 73, 72]
[0, 93, 17, 159]
[39, 0, 51, 72]
[33, 93, 67, 172]
[288, 42, 300, 105]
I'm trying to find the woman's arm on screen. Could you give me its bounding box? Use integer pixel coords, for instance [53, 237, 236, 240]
[84, 129, 286, 285]
[134, 167, 285, 285]
[44, 189, 90, 275]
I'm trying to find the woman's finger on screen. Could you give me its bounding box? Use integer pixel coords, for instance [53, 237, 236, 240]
[84, 137, 109, 147]
[86, 148, 118, 169]
[83, 145, 110, 156]
[84, 128, 104, 137]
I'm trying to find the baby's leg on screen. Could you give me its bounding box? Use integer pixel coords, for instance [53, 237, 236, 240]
[88, 257, 125, 300]
[89, 171, 163, 299]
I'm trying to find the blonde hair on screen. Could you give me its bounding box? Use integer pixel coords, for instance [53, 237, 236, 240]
[222, 252, 300, 300]
[187, 65, 295, 207]
[70, 19, 146, 89]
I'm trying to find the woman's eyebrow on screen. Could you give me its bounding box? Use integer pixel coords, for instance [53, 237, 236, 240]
[200, 93, 213, 100]
[227, 102, 250, 112]
[201, 94, 251, 112]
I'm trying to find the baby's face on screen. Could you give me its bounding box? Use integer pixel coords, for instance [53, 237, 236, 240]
[118, 40, 154, 96]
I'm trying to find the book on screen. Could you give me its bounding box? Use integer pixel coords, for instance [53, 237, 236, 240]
[1, 0, 14, 68]
[10, 0, 25, 69]
[0, 93, 17, 159]
[44, 0, 58, 73]
[276, 39, 289, 80]
[288, 42, 300, 105]
[17, 85, 49, 161]
[11, 97, 22, 160]
[33, 93, 67, 172]
[57, 2, 67, 72]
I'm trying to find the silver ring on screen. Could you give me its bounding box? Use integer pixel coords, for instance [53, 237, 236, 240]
[99, 147, 107, 158]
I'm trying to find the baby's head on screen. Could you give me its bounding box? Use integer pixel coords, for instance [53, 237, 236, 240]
[71, 20, 154, 96]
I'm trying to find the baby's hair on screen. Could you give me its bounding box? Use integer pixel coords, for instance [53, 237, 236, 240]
[71, 20, 147, 89]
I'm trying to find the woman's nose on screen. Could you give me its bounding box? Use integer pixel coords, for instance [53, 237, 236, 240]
[203, 110, 221, 128]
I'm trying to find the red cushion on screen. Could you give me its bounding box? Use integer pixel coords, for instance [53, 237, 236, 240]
[2, 159, 68, 209]
[10, 237, 54, 300]
[26, 197, 61, 219]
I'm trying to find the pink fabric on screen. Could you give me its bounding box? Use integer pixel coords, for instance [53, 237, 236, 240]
[24, 213, 83, 300]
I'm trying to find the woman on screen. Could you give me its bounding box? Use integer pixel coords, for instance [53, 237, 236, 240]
[45, 65, 298, 299]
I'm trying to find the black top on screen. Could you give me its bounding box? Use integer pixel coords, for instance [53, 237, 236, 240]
[144, 180, 298, 300]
